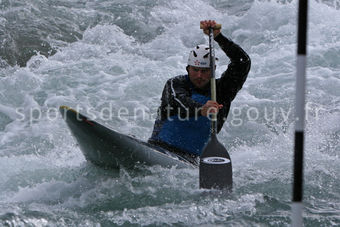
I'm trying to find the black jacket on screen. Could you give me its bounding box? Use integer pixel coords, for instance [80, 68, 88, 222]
[151, 33, 251, 135]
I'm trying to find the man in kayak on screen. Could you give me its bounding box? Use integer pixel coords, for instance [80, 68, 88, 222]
[148, 20, 251, 162]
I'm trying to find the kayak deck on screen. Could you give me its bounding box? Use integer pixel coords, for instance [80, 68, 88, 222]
[59, 106, 196, 169]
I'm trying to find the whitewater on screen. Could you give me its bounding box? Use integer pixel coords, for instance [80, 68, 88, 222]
[0, 0, 339, 226]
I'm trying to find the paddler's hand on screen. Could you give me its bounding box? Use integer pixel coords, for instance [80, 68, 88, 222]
[201, 100, 223, 117]
[200, 20, 221, 38]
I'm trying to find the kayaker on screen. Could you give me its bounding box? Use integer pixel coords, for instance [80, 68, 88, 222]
[148, 20, 251, 162]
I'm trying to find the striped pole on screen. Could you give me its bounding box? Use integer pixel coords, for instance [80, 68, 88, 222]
[292, 0, 308, 226]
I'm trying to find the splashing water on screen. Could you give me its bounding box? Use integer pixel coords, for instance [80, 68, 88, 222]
[0, 0, 339, 226]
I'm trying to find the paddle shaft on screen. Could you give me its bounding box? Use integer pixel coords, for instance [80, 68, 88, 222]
[208, 27, 217, 135]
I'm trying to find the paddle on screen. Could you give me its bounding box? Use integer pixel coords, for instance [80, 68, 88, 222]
[199, 24, 233, 190]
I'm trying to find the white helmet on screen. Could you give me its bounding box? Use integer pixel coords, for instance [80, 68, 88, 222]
[187, 45, 216, 68]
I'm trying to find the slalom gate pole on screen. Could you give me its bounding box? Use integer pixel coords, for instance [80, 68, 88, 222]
[292, 0, 308, 226]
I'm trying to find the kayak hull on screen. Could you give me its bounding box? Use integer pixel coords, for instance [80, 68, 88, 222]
[59, 106, 196, 169]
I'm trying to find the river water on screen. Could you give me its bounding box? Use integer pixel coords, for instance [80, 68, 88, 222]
[0, 0, 339, 226]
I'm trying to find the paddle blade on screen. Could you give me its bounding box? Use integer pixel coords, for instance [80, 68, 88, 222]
[199, 134, 232, 190]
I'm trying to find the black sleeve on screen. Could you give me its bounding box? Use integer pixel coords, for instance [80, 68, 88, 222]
[215, 33, 251, 103]
[159, 76, 203, 119]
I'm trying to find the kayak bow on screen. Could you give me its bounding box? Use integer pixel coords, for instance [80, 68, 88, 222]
[59, 106, 196, 169]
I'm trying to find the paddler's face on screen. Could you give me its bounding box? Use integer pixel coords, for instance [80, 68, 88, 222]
[188, 66, 211, 89]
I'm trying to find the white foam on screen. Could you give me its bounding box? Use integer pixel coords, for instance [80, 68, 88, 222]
[0, 1, 339, 225]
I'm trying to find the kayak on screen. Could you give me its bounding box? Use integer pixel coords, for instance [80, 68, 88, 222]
[59, 106, 196, 169]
